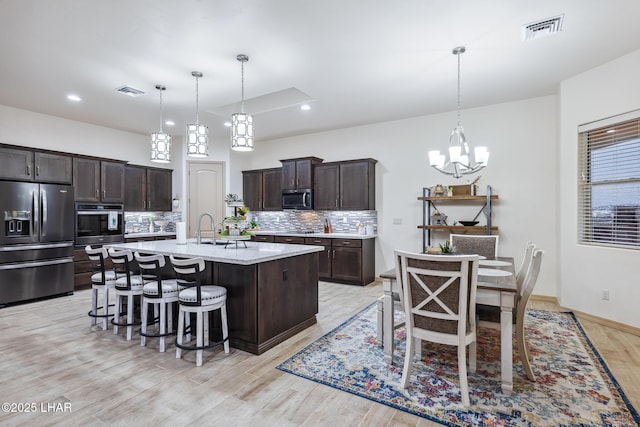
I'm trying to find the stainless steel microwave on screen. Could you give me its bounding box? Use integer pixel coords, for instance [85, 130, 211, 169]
[282, 189, 313, 210]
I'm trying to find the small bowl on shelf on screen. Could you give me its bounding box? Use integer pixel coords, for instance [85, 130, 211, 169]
[458, 220, 479, 227]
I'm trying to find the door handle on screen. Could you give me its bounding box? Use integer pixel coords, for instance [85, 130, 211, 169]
[41, 189, 47, 237]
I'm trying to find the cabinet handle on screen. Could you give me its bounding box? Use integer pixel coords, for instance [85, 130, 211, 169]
[335, 199, 338, 208]
[103, 190, 106, 199]
[342, 241, 351, 245]
[96, 189, 99, 198]
[332, 250, 336, 259]
[341, 199, 343, 207]
[327, 250, 330, 259]
[36, 166, 40, 176]
[26, 164, 31, 175]
[143, 200, 146, 209]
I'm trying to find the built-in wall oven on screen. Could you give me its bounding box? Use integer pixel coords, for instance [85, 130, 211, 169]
[75, 203, 125, 246]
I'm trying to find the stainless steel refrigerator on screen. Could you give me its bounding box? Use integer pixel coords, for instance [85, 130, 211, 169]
[0, 181, 74, 306]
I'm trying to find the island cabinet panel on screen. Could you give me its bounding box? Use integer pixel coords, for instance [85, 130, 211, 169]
[257, 253, 318, 344]
[212, 253, 318, 355]
[213, 262, 259, 349]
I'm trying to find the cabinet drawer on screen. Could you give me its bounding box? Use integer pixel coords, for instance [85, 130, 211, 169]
[304, 237, 332, 247]
[332, 238, 362, 248]
[252, 235, 275, 243]
[275, 236, 305, 244]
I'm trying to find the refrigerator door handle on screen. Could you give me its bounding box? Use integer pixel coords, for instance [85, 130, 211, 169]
[41, 188, 47, 238]
[32, 188, 39, 239]
[0, 257, 73, 271]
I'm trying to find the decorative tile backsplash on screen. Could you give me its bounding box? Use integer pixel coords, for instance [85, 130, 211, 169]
[249, 210, 377, 234]
[124, 211, 182, 233]
[124, 210, 377, 235]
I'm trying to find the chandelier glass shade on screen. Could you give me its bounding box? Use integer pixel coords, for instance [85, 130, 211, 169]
[428, 46, 489, 178]
[150, 84, 171, 163]
[231, 54, 254, 152]
[186, 71, 209, 158]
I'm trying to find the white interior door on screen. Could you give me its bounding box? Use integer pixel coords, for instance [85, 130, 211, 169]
[188, 161, 225, 239]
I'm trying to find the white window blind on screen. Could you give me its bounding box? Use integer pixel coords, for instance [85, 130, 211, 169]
[578, 114, 640, 248]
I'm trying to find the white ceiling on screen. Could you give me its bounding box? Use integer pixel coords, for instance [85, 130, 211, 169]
[2, 0, 640, 143]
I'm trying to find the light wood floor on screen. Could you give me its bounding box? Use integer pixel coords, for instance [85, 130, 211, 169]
[0, 282, 638, 426]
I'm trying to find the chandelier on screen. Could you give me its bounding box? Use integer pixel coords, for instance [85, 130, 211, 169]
[186, 71, 208, 158]
[150, 84, 171, 163]
[231, 54, 254, 152]
[428, 46, 489, 178]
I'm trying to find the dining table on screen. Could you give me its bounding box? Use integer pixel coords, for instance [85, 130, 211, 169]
[379, 256, 518, 395]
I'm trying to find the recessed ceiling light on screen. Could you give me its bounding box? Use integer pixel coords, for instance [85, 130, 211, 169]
[606, 129, 616, 133]
[300, 104, 311, 111]
[224, 121, 232, 127]
[67, 94, 82, 102]
[165, 120, 175, 126]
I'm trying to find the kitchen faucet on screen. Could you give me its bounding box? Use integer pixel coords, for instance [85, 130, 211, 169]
[197, 212, 215, 244]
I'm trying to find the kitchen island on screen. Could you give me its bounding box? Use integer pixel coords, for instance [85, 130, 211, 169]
[106, 239, 323, 355]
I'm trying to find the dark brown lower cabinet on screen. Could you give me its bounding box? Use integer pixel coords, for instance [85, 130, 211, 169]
[252, 235, 375, 286]
[251, 234, 275, 243]
[304, 237, 332, 279]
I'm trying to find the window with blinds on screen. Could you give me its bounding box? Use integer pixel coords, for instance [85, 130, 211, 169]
[578, 113, 640, 248]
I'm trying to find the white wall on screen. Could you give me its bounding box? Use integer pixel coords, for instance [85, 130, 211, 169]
[0, 104, 185, 212]
[559, 49, 640, 328]
[240, 95, 558, 296]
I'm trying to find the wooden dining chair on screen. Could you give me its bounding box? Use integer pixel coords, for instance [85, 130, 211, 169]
[449, 234, 499, 259]
[515, 241, 536, 290]
[477, 248, 543, 381]
[395, 249, 479, 407]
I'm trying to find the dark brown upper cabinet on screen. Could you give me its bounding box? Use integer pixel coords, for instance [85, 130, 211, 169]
[242, 168, 282, 211]
[124, 165, 172, 211]
[314, 158, 376, 210]
[280, 157, 323, 190]
[0, 145, 72, 184]
[73, 157, 125, 203]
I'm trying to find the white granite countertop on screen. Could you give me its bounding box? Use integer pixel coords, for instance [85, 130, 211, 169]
[106, 239, 324, 265]
[250, 230, 377, 239]
[125, 231, 177, 239]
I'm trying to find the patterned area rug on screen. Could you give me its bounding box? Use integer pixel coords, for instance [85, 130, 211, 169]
[277, 302, 639, 426]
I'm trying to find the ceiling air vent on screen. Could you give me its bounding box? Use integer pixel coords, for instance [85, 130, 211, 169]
[115, 85, 145, 97]
[522, 14, 564, 41]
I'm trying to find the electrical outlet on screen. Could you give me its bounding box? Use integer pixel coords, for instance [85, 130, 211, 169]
[601, 289, 610, 301]
[393, 218, 402, 225]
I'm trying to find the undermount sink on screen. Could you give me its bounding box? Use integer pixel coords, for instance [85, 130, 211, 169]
[200, 239, 227, 245]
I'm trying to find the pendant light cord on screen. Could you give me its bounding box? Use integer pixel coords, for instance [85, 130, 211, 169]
[457, 50, 461, 128]
[195, 75, 199, 125]
[240, 60, 245, 113]
[159, 88, 164, 133]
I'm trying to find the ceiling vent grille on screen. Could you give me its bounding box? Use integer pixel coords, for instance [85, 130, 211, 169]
[522, 14, 564, 41]
[115, 85, 145, 97]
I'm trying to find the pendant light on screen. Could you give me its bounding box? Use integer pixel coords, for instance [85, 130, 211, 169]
[186, 71, 208, 157]
[150, 84, 172, 163]
[428, 46, 489, 178]
[231, 54, 254, 152]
